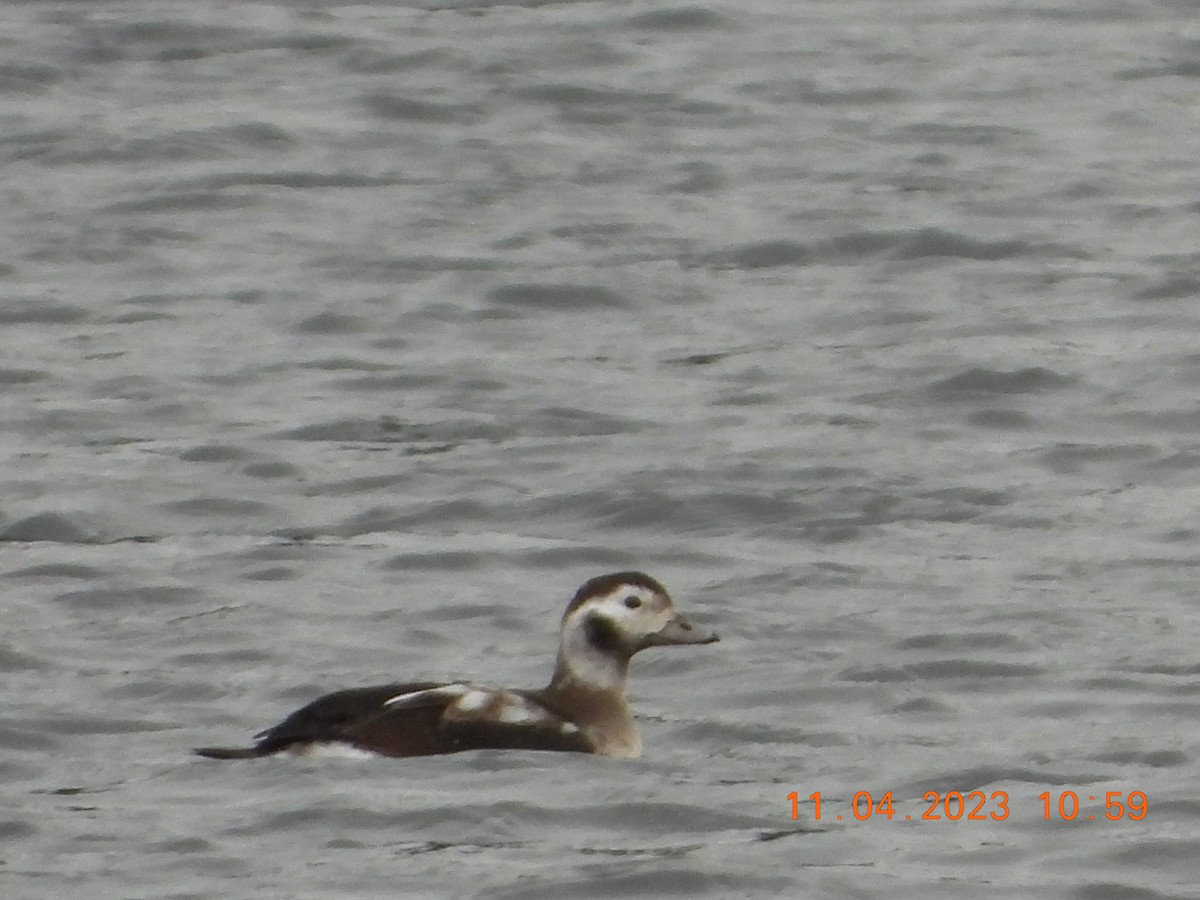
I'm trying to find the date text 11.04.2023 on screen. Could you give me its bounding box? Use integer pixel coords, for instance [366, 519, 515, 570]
[788, 790, 1148, 823]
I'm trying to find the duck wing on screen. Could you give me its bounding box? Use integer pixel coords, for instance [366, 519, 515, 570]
[195, 682, 593, 759]
[349, 683, 593, 755]
[194, 681, 441, 759]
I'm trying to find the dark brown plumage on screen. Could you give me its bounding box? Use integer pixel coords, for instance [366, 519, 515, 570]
[194, 571, 717, 760]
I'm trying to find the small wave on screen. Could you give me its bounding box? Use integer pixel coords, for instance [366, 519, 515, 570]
[1131, 274, 1200, 301]
[178, 444, 254, 463]
[488, 867, 795, 900]
[0, 62, 63, 94]
[894, 631, 1031, 652]
[1035, 442, 1159, 474]
[704, 227, 1087, 269]
[624, 7, 730, 32]
[1090, 750, 1187, 768]
[0, 512, 105, 544]
[840, 660, 1044, 682]
[53, 585, 205, 609]
[1075, 884, 1181, 900]
[0, 301, 88, 325]
[159, 497, 276, 517]
[5, 563, 107, 580]
[486, 283, 630, 311]
[927, 366, 1075, 399]
[361, 93, 485, 125]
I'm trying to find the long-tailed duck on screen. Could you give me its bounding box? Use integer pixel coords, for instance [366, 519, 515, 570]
[194, 571, 718, 760]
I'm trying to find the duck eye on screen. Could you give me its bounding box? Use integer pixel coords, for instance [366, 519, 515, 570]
[623, 595, 642, 609]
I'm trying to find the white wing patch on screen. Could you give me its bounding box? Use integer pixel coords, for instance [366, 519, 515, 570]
[456, 689, 491, 712]
[496, 701, 540, 725]
[441, 686, 570, 730]
[382, 683, 474, 711]
[382, 683, 580, 739]
[501, 695, 563, 728]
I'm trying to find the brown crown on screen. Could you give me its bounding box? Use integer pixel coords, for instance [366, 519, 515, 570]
[561, 571, 669, 619]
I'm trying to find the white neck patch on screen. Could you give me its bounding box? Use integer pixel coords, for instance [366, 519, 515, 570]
[555, 580, 676, 691]
[557, 611, 629, 691]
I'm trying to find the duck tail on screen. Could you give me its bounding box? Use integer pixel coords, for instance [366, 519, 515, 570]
[193, 745, 271, 760]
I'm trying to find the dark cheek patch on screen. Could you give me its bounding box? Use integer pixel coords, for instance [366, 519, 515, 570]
[583, 613, 624, 655]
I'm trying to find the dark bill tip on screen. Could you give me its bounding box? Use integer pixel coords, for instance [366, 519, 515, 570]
[646, 614, 719, 647]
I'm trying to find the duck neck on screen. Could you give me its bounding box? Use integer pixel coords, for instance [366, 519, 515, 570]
[546, 625, 643, 739]
[544, 650, 640, 757]
[546, 640, 630, 699]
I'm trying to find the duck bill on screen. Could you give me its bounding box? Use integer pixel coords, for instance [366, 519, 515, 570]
[644, 613, 719, 647]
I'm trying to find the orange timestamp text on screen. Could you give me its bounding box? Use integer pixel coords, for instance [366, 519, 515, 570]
[787, 790, 1148, 823]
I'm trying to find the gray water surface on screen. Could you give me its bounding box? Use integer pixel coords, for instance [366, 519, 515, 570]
[3, 1, 1199, 897]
